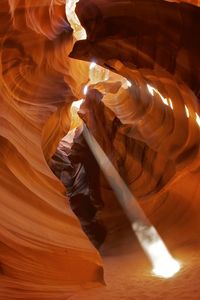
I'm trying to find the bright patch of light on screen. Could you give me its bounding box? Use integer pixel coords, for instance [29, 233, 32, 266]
[169, 98, 173, 110]
[89, 62, 96, 70]
[196, 113, 200, 127]
[147, 84, 169, 106]
[161, 95, 168, 106]
[127, 80, 132, 87]
[83, 85, 88, 95]
[147, 84, 154, 96]
[104, 70, 110, 81]
[71, 99, 84, 109]
[122, 79, 132, 89]
[185, 105, 190, 118]
[65, 0, 87, 40]
[153, 255, 181, 278]
[89, 63, 110, 84]
[132, 223, 181, 278]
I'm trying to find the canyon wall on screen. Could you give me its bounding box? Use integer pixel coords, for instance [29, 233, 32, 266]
[0, 0, 200, 299]
[0, 1, 102, 299]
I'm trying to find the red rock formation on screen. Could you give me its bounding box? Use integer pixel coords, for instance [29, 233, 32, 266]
[70, 0, 200, 240]
[0, 1, 102, 299]
[0, 0, 200, 299]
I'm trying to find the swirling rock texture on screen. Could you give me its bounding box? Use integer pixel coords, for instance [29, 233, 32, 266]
[0, 0, 200, 300]
[0, 1, 103, 299]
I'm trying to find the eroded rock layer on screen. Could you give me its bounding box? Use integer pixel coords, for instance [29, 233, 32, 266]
[70, 0, 200, 251]
[0, 0, 200, 299]
[0, 1, 102, 299]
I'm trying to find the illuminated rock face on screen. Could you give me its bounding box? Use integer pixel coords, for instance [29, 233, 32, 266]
[73, 0, 200, 95]
[69, 0, 200, 248]
[0, 0, 200, 299]
[0, 1, 102, 299]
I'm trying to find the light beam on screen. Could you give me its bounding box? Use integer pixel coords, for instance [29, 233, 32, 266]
[83, 125, 181, 278]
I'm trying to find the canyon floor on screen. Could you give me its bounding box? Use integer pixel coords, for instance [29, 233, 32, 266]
[70, 238, 200, 300]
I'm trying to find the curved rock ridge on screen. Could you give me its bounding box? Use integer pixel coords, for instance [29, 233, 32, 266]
[167, 0, 200, 5]
[0, 1, 103, 299]
[70, 0, 200, 249]
[0, 0, 200, 299]
[51, 131, 107, 249]
[72, 0, 200, 96]
[71, 0, 200, 175]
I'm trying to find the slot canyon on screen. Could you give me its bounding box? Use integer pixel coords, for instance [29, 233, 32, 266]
[0, 0, 200, 299]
